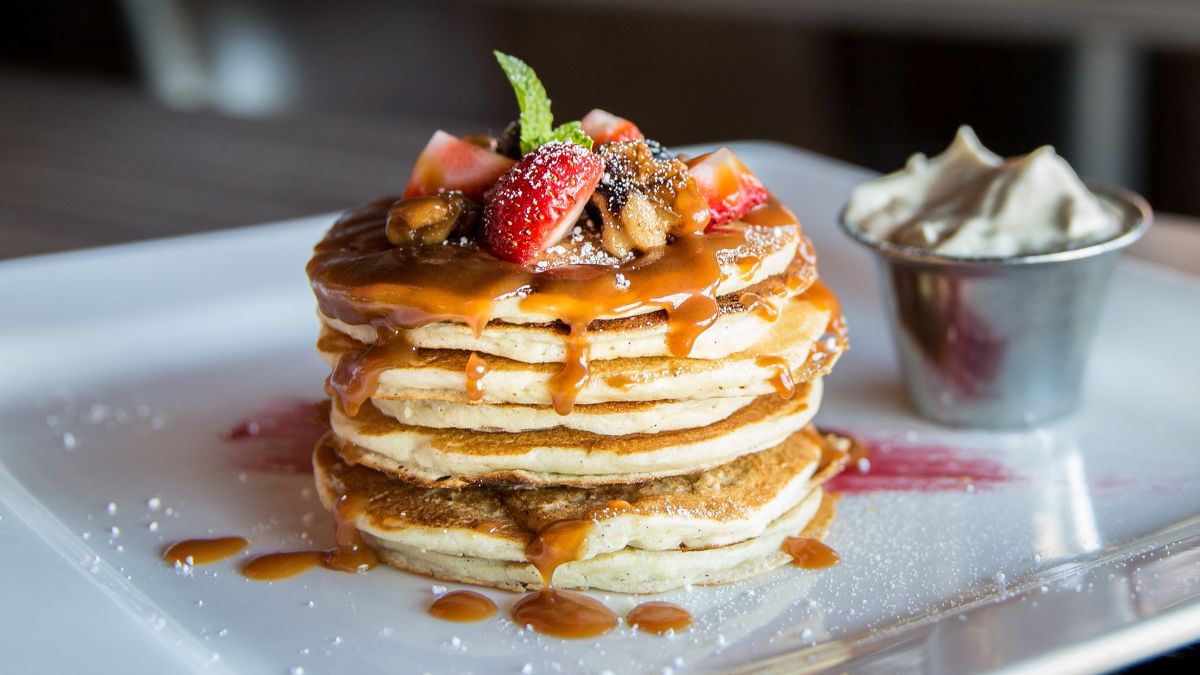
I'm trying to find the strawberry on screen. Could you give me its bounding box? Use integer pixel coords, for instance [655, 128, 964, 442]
[403, 130, 516, 202]
[581, 109, 643, 145]
[482, 142, 603, 264]
[686, 148, 769, 226]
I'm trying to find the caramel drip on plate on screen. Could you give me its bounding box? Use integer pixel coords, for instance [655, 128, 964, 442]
[781, 537, 841, 569]
[756, 355, 796, 400]
[513, 519, 618, 638]
[464, 352, 490, 402]
[241, 551, 324, 580]
[511, 588, 618, 639]
[162, 537, 248, 566]
[241, 493, 378, 581]
[308, 197, 805, 415]
[627, 601, 693, 634]
[429, 590, 497, 623]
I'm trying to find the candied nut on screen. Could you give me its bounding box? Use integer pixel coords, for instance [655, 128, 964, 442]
[592, 140, 711, 256]
[386, 193, 476, 246]
[496, 120, 522, 159]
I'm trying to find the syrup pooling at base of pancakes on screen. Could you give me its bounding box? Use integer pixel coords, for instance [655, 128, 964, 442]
[309, 196, 817, 415]
[513, 518, 619, 637]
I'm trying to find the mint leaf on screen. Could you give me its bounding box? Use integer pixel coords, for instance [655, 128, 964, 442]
[545, 121, 594, 151]
[493, 50, 594, 153]
[493, 51, 552, 154]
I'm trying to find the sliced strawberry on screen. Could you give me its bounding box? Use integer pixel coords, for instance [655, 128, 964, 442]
[403, 130, 516, 202]
[686, 148, 769, 226]
[581, 109, 643, 145]
[482, 142, 603, 264]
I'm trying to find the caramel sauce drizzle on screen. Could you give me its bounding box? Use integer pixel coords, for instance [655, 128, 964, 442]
[524, 519, 593, 585]
[242, 551, 324, 581]
[781, 537, 840, 569]
[627, 601, 693, 634]
[811, 427, 854, 481]
[323, 494, 379, 572]
[736, 255, 762, 281]
[308, 197, 806, 416]
[327, 327, 419, 417]
[756, 355, 796, 400]
[512, 519, 618, 638]
[473, 520, 501, 534]
[739, 291, 781, 322]
[240, 493, 378, 581]
[429, 590, 497, 623]
[465, 352, 490, 402]
[604, 373, 643, 391]
[162, 537, 248, 566]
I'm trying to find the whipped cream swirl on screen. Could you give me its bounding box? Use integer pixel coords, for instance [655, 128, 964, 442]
[844, 126, 1124, 257]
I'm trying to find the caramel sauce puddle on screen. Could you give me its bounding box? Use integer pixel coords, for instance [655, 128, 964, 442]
[162, 537, 248, 566]
[239, 494, 378, 581]
[781, 537, 841, 569]
[429, 590, 497, 622]
[512, 519, 617, 638]
[627, 601, 693, 634]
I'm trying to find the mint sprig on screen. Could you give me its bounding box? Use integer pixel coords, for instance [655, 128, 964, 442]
[493, 51, 593, 153]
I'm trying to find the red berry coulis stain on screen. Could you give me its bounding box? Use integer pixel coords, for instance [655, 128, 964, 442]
[827, 433, 1016, 494]
[225, 398, 327, 474]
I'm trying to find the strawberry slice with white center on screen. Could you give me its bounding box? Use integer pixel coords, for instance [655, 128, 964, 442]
[482, 142, 604, 264]
[686, 147, 769, 226]
[581, 109, 643, 145]
[403, 130, 516, 202]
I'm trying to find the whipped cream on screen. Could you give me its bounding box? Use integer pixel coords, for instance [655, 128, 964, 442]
[844, 126, 1124, 257]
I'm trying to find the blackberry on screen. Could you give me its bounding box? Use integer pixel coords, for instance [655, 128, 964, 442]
[644, 137, 675, 161]
[496, 120, 522, 159]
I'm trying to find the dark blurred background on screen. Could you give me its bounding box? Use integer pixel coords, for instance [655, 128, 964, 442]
[2, 0, 1200, 259]
[0, 2, 1196, 669]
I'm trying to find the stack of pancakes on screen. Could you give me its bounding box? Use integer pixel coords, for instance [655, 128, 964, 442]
[307, 195, 849, 594]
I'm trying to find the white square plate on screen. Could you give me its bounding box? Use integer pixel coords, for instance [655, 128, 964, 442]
[2, 143, 1198, 674]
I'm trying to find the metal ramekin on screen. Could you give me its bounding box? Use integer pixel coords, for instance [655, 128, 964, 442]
[838, 185, 1153, 428]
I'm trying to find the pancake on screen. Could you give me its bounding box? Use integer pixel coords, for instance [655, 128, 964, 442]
[368, 490, 832, 594]
[310, 198, 807, 328]
[317, 292, 844, 407]
[329, 381, 822, 487]
[319, 254, 812, 364]
[313, 428, 843, 593]
[373, 395, 758, 436]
